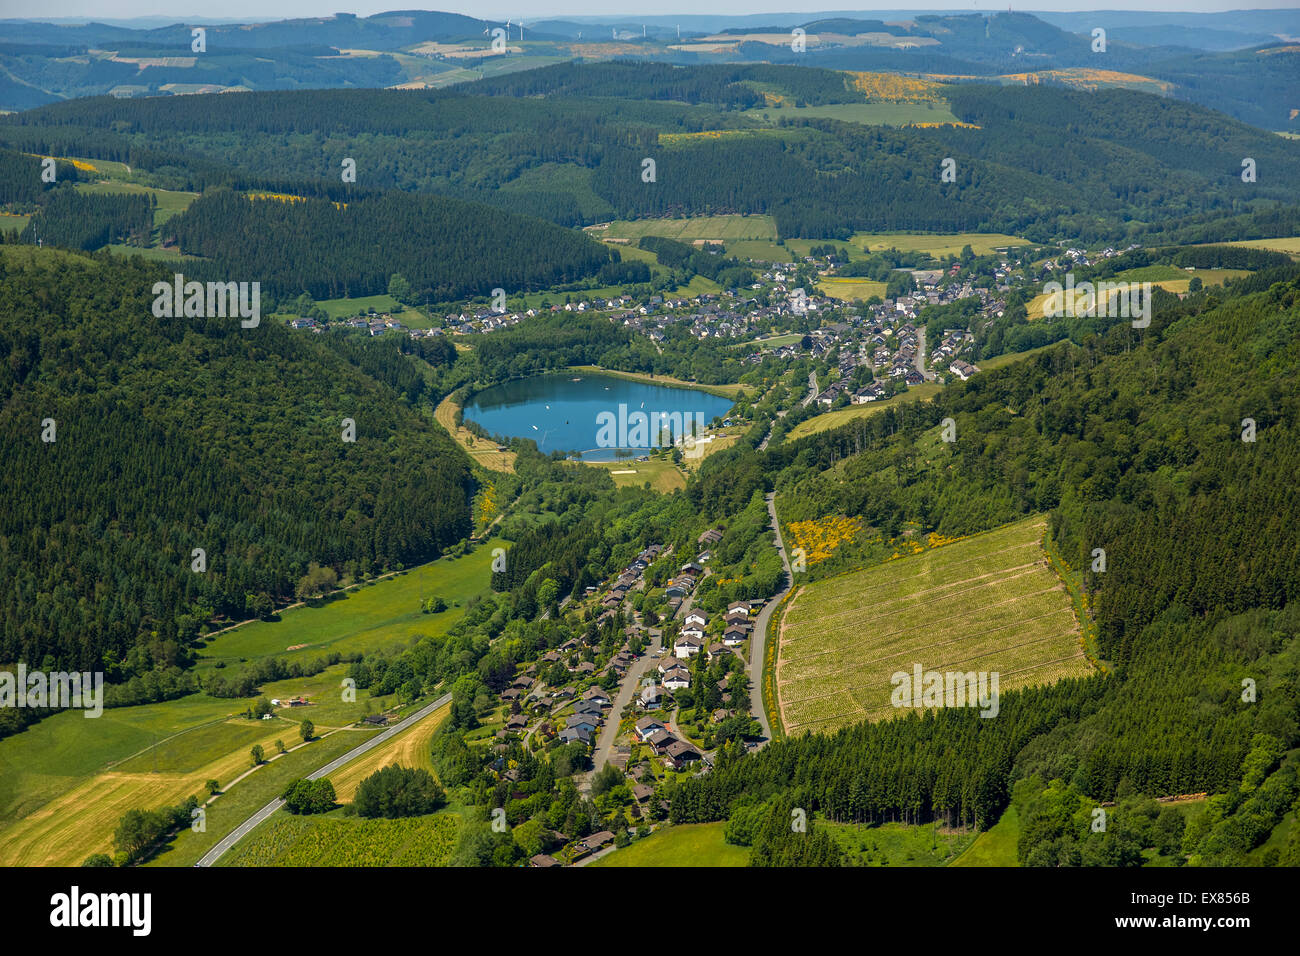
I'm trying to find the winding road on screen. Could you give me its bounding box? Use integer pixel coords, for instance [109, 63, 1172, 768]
[747, 491, 793, 745]
[195, 692, 452, 867]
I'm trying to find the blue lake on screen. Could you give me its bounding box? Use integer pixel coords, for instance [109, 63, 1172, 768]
[463, 372, 737, 462]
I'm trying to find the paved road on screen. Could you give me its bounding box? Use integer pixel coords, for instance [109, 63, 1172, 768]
[195, 692, 452, 867]
[801, 370, 819, 407]
[748, 491, 793, 745]
[582, 626, 664, 792]
[915, 327, 933, 381]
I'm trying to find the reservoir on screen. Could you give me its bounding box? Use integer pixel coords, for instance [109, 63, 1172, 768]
[463, 372, 737, 462]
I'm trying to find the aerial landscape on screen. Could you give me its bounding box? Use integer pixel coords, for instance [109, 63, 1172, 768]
[0, 0, 1296, 934]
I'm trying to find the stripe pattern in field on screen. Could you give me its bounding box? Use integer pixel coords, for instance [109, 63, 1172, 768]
[776, 516, 1089, 735]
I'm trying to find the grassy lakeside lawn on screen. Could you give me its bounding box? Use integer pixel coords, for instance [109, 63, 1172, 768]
[565, 365, 753, 401]
[585, 456, 687, 494]
[146, 727, 378, 867]
[824, 819, 977, 866]
[785, 384, 942, 441]
[949, 805, 1021, 866]
[776, 515, 1089, 734]
[434, 393, 518, 472]
[590, 822, 749, 866]
[195, 542, 501, 667]
[851, 231, 1029, 257]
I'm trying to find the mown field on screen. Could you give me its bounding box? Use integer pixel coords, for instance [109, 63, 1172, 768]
[785, 384, 942, 441]
[195, 542, 500, 666]
[1025, 266, 1250, 319]
[0, 544, 495, 864]
[594, 214, 777, 243]
[328, 701, 449, 802]
[0, 716, 312, 866]
[816, 276, 888, 302]
[775, 515, 1089, 735]
[219, 811, 459, 866]
[147, 728, 372, 867]
[586, 457, 686, 493]
[751, 101, 962, 126]
[589, 822, 749, 867]
[1210, 236, 1300, 255]
[851, 231, 1029, 257]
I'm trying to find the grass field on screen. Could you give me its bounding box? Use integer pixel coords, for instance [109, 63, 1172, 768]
[0, 541, 495, 865]
[586, 457, 686, 493]
[785, 384, 942, 441]
[1025, 267, 1249, 318]
[220, 810, 459, 866]
[1207, 236, 1300, 255]
[328, 701, 450, 802]
[851, 232, 1029, 257]
[196, 543, 501, 666]
[816, 276, 888, 302]
[0, 694, 254, 829]
[0, 212, 29, 233]
[106, 243, 199, 261]
[0, 717, 314, 865]
[825, 819, 977, 866]
[75, 180, 198, 227]
[435, 394, 517, 472]
[724, 238, 794, 262]
[775, 515, 1089, 734]
[949, 805, 1021, 866]
[590, 822, 749, 866]
[751, 101, 962, 126]
[729, 332, 804, 349]
[147, 728, 372, 867]
[593, 214, 778, 243]
[976, 343, 1058, 371]
[313, 293, 403, 320]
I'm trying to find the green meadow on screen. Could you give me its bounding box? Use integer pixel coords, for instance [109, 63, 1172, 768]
[950, 805, 1021, 866]
[195, 542, 502, 667]
[590, 822, 750, 867]
[825, 819, 977, 866]
[751, 101, 961, 127]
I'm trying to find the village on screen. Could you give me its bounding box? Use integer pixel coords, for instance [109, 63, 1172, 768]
[445, 527, 773, 867]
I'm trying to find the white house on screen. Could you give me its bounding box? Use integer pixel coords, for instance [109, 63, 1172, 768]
[674, 635, 704, 658]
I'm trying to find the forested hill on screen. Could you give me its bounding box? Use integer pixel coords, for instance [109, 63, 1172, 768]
[674, 267, 1300, 839]
[4, 68, 1296, 245]
[165, 189, 615, 302]
[0, 251, 474, 692]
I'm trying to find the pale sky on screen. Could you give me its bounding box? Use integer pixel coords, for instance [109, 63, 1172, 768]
[0, 3, 1284, 24]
